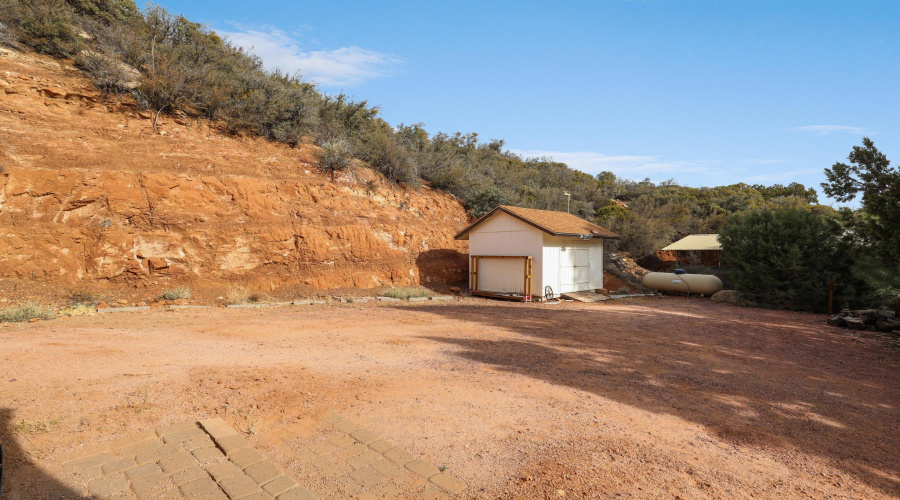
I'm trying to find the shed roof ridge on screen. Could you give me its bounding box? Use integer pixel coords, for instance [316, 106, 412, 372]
[454, 205, 620, 240]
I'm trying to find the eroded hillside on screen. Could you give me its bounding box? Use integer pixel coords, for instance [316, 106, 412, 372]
[0, 48, 469, 295]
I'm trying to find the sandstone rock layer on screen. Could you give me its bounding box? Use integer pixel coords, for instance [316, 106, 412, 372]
[0, 49, 468, 292]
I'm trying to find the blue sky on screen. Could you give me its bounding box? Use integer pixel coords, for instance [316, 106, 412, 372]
[156, 0, 898, 206]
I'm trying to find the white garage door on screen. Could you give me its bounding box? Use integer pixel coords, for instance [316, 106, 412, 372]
[560, 247, 590, 293]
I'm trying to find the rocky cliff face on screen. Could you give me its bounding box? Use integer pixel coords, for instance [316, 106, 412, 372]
[0, 48, 468, 293]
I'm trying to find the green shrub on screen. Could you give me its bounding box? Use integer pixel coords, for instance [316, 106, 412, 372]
[3, 0, 82, 57]
[720, 209, 839, 311]
[356, 125, 420, 187]
[67, 0, 139, 24]
[68, 289, 98, 306]
[316, 138, 353, 178]
[383, 287, 433, 300]
[158, 287, 191, 301]
[75, 49, 135, 94]
[0, 302, 55, 323]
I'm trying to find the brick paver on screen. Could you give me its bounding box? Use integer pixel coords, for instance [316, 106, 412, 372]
[58, 412, 466, 499]
[280, 410, 466, 498]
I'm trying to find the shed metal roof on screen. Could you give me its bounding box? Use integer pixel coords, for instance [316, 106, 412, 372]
[661, 234, 722, 251]
[454, 205, 620, 240]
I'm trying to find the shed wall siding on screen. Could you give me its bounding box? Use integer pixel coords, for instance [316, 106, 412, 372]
[468, 212, 543, 296]
[541, 236, 604, 297]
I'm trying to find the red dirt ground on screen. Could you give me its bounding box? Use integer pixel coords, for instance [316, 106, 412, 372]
[1, 297, 898, 499]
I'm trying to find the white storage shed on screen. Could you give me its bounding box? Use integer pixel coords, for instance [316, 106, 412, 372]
[454, 206, 620, 300]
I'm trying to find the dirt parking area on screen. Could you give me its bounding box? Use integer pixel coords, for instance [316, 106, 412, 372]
[1, 297, 898, 499]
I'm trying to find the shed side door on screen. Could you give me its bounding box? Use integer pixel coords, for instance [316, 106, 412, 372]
[573, 248, 590, 291]
[560, 246, 591, 293]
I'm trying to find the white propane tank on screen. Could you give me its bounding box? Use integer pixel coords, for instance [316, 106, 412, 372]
[642, 272, 723, 295]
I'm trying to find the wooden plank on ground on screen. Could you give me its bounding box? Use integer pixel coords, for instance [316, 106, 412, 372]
[560, 291, 611, 303]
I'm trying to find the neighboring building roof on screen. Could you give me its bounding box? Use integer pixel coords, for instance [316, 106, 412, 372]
[454, 205, 620, 240]
[661, 234, 722, 251]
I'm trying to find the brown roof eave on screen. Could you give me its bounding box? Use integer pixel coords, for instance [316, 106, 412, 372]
[454, 206, 557, 240]
[454, 206, 620, 240]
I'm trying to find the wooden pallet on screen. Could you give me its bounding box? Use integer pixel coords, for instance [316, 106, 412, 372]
[559, 291, 611, 303]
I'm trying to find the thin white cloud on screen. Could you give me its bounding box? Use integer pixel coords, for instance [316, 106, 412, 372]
[220, 26, 400, 87]
[744, 158, 789, 165]
[744, 169, 821, 183]
[792, 125, 867, 136]
[509, 149, 720, 178]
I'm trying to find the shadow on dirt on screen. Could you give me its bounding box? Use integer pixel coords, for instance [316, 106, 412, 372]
[411, 299, 900, 495]
[415, 249, 467, 292]
[0, 407, 83, 499]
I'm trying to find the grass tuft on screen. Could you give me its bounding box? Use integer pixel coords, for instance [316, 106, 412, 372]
[383, 287, 433, 300]
[227, 285, 263, 305]
[158, 287, 191, 301]
[9, 418, 61, 435]
[68, 289, 97, 306]
[0, 302, 55, 323]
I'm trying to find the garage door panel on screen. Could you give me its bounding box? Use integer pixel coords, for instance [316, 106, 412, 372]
[479, 259, 526, 293]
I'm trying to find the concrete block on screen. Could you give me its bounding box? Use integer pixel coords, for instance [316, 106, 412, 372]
[218, 473, 262, 499]
[182, 435, 215, 451]
[156, 421, 199, 438]
[327, 433, 355, 448]
[349, 428, 379, 445]
[66, 452, 114, 470]
[205, 460, 242, 481]
[169, 465, 207, 486]
[88, 474, 129, 497]
[162, 427, 205, 444]
[98, 306, 151, 314]
[191, 445, 225, 465]
[405, 458, 439, 478]
[261, 475, 298, 496]
[178, 477, 227, 499]
[216, 433, 251, 455]
[348, 466, 387, 487]
[408, 297, 429, 302]
[238, 492, 272, 500]
[124, 462, 162, 480]
[158, 451, 196, 474]
[227, 447, 265, 469]
[118, 439, 163, 458]
[430, 296, 453, 301]
[382, 447, 415, 466]
[346, 450, 380, 469]
[101, 456, 135, 475]
[145, 488, 180, 500]
[107, 431, 157, 452]
[276, 486, 319, 500]
[371, 459, 404, 478]
[429, 472, 467, 494]
[198, 418, 239, 440]
[129, 470, 170, 498]
[331, 418, 360, 434]
[244, 460, 282, 485]
[367, 439, 393, 453]
[135, 443, 181, 464]
[225, 303, 269, 308]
